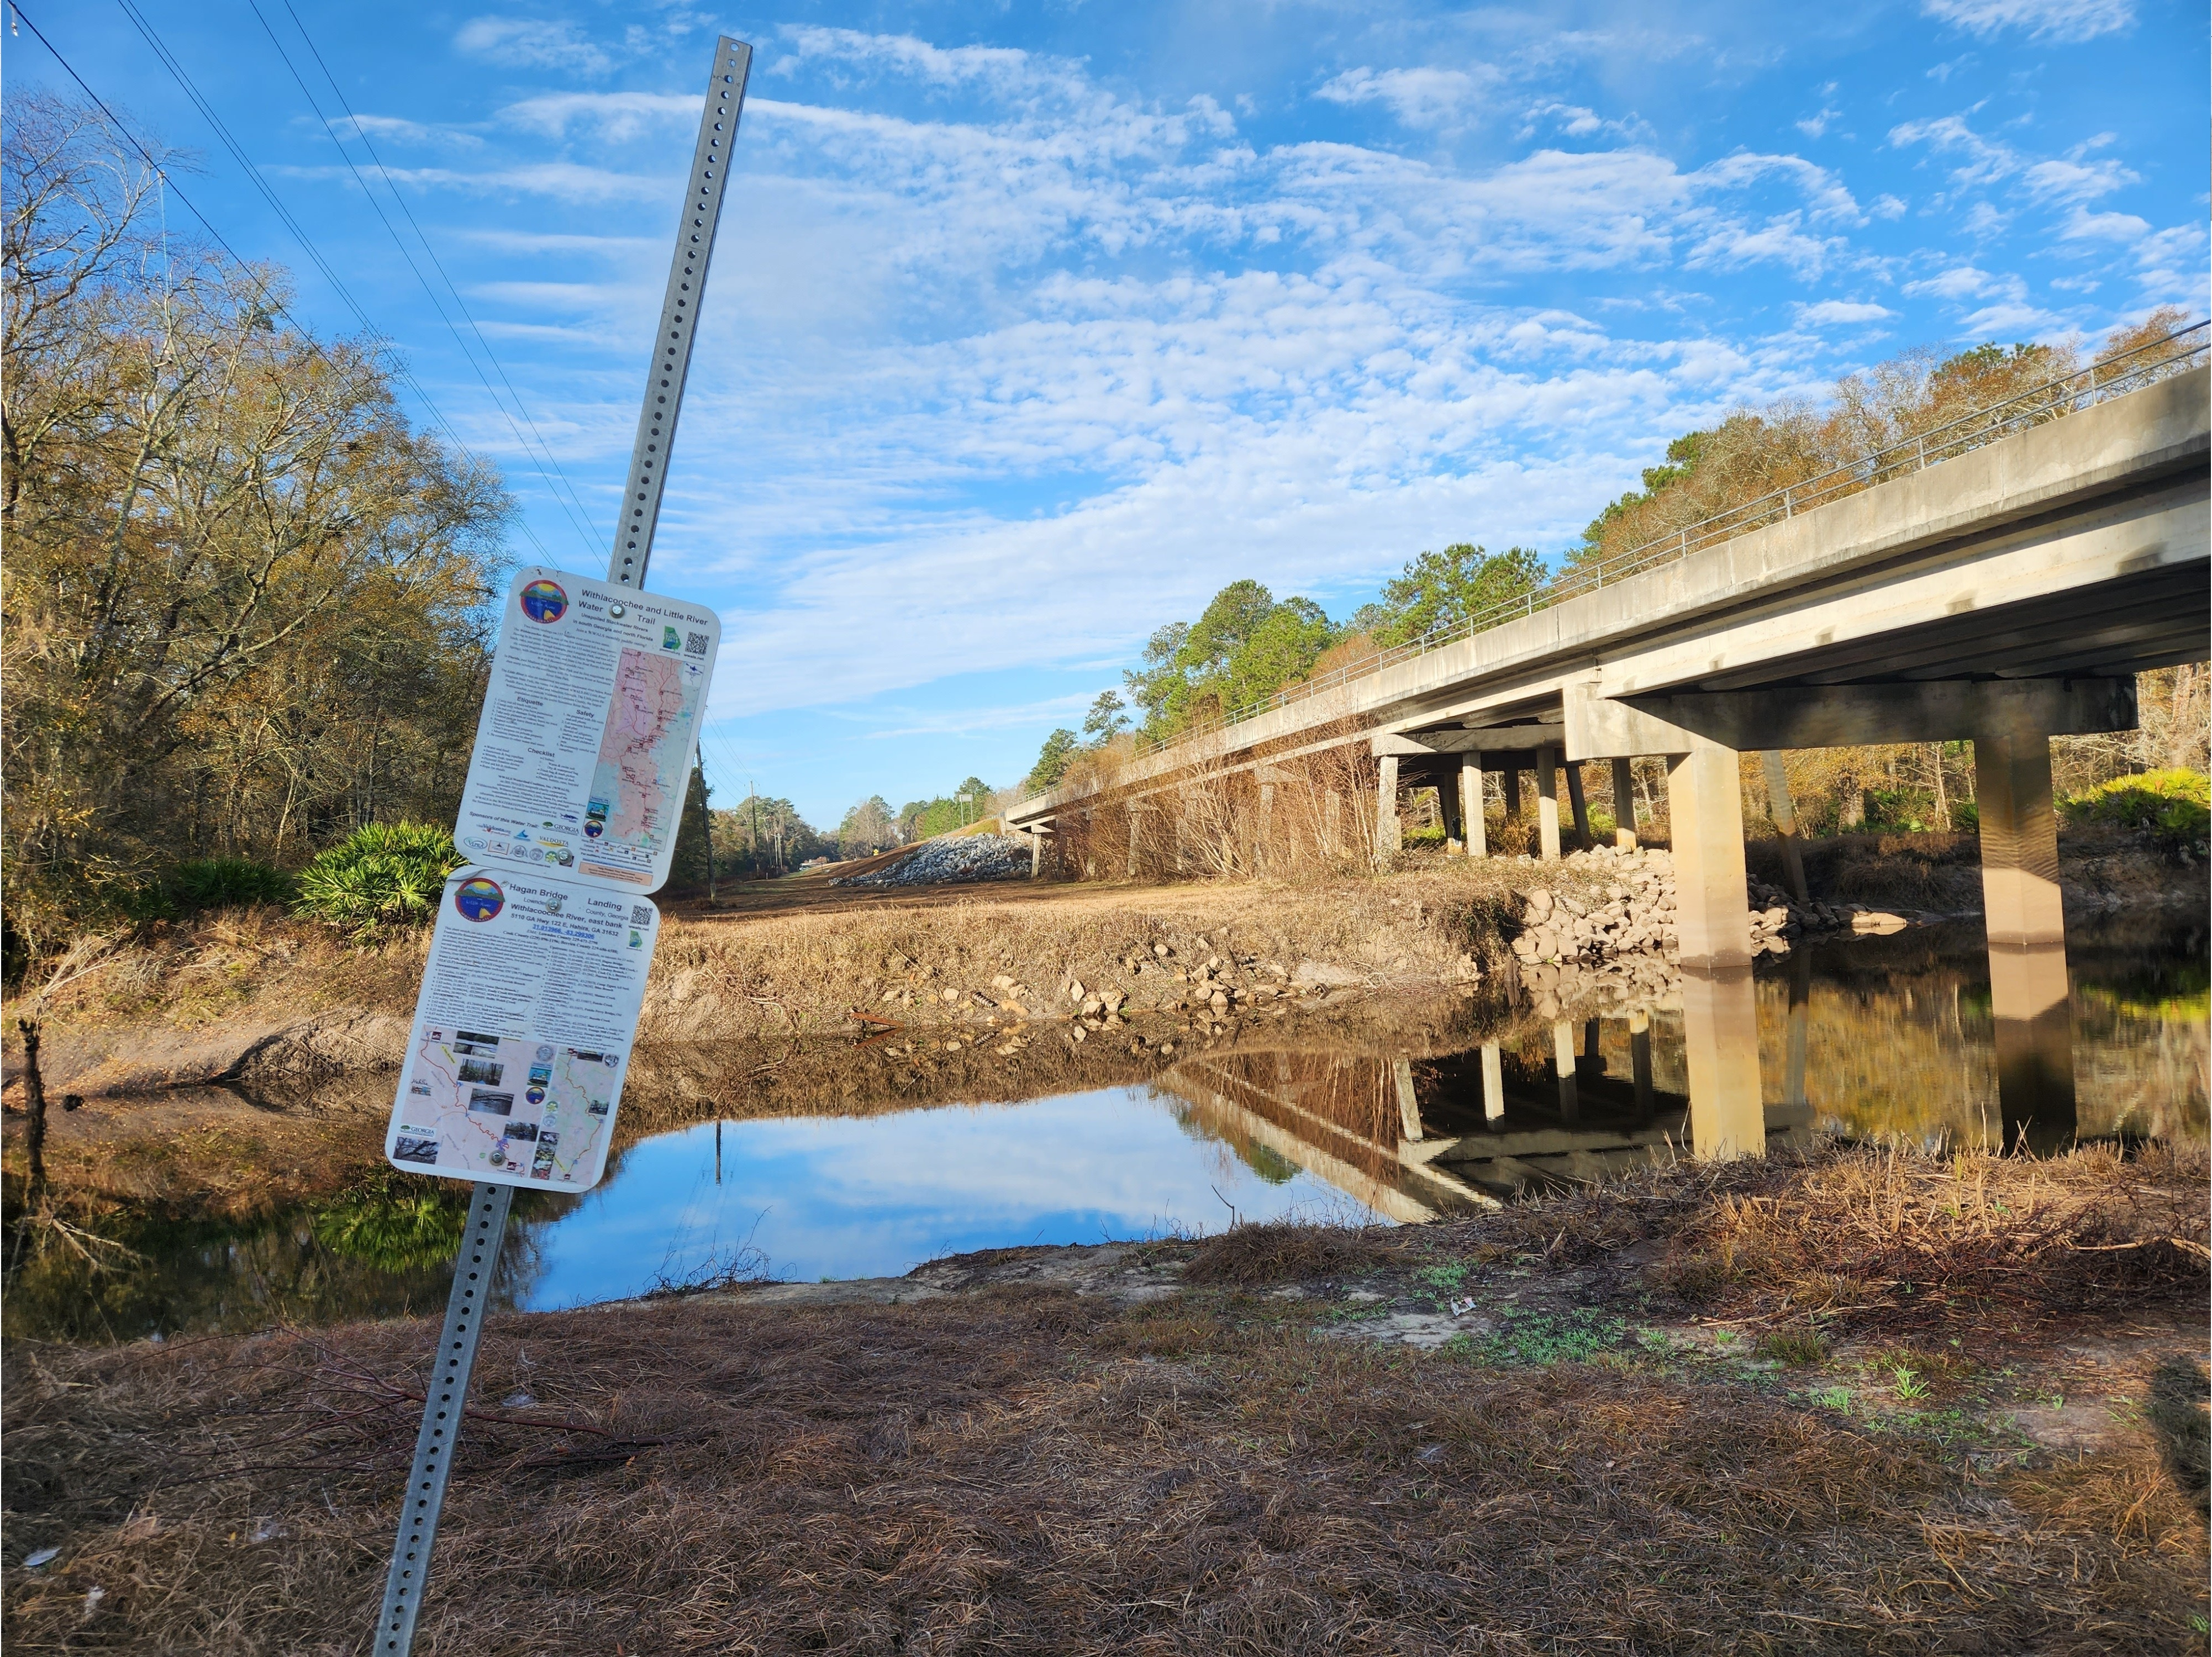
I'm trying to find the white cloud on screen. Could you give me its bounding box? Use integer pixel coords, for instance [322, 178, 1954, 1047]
[455, 17, 618, 76]
[1795, 299, 1895, 325]
[1316, 66, 1498, 129]
[2060, 207, 2150, 241]
[1920, 0, 2134, 43]
[335, 113, 478, 149]
[499, 92, 701, 142]
[1795, 106, 1841, 139]
[1904, 264, 2015, 300]
[1871, 193, 1908, 219]
[2021, 154, 2139, 203]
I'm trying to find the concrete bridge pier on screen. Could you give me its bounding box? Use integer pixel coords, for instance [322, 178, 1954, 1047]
[1126, 808, 1144, 879]
[1500, 762, 1523, 833]
[1480, 1042, 1505, 1121]
[1257, 779, 1276, 875]
[1565, 761, 1592, 846]
[1668, 741, 1767, 1160]
[1461, 755, 1488, 858]
[1974, 730, 2077, 1152]
[1629, 1010, 1654, 1120]
[1551, 1020, 1579, 1120]
[1535, 747, 1563, 861]
[1376, 754, 1403, 863]
[1611, 758, 1638, 848]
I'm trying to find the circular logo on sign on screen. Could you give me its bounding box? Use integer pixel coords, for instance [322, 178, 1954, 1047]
[519, 579, 567, 624]
[583, 819, 604, 838]
[454, 877, 504, 921]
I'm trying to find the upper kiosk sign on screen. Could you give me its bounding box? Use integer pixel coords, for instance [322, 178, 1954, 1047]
[456, 566, 722, 895]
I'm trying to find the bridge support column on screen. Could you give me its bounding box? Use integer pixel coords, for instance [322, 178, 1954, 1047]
[1126, 810, 1142, 879]
[1393, 1059, 1422, 1141]
[1535, 747, 1562, 861]
[1611, 758, 1637, 848]
[1436, 768, 1463, 849]
[1480, 1042, 1505, 1121]
[1551, 1020, 1579, 1120]
[1030, 831, 1045, 879]
[1500, 762, 1523, 828]
[1461, 756, 1487, 858]
[1257, 782, 1276, 875]
[1668, 741, 1763, 1159]
[1974, 731, 2076, 1152]
[1565, 761, 1591, 847]
[1629, 1009, 1653, 1120]
[1324, 789, 1341, 857]
[1376, 755, 1403, 864]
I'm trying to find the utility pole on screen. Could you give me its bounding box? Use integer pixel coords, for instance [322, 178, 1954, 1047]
[694, 750, 717, 901]
[749, 777, 759, 880]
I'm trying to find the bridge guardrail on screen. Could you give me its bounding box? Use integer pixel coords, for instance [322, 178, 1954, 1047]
[1087, 318, 2208, 777]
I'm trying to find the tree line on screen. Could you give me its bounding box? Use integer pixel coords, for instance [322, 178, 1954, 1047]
[3, 94, 508, 952]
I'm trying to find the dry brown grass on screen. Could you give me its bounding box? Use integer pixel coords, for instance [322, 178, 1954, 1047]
[1447, 1141, 2208, 1341]
[1181, 1220, 1403, 1286]
[7, 1276, 2206, 1655]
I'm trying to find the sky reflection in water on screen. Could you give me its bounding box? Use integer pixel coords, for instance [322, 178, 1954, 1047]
[514, 1088, 1374, 1309]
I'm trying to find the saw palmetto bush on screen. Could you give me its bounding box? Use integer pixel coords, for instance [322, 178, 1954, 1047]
[292, 822, 461, 936]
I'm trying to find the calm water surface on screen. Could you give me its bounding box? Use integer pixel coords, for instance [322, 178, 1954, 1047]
[7, 913, 2202, 1343]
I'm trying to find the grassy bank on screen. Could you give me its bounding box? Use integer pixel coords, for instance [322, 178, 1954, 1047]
[4, 1142, 2204, 1653]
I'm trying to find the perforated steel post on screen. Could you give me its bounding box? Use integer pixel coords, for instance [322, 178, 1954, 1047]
[610, 36, 752, 589]
[370, 39, 751, 1654]
[374, 1182, 513, 1654]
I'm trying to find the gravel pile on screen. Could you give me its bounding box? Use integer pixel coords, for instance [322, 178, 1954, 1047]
[834, 833, 1033, 888]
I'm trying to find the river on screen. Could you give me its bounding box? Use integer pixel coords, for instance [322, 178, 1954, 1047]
[6, 911, 2202, 1343]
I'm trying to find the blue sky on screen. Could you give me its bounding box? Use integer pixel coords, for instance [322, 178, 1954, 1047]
[18, 0, 2207, 829]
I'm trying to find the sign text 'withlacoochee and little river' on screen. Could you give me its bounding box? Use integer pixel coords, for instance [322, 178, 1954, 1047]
[383, 568, 721, 1195]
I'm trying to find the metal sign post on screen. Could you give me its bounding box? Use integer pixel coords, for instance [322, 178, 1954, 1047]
[371, 36, 750, 1655]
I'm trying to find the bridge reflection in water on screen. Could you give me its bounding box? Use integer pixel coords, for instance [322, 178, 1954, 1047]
[1146, 924, 2206, 1219]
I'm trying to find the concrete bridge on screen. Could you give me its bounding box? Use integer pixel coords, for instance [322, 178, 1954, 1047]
[1010, 356, 2210, 1154]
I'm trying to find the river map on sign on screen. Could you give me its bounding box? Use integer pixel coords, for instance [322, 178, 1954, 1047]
[389, 1030, 621, 1188]
[582, 646, 705, 879]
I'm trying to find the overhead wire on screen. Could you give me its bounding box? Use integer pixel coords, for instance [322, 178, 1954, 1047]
[20, 0, 554, 562]
[246, 0, 606, 560]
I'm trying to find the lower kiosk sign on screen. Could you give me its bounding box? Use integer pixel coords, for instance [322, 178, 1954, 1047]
[385, 868, 655, 1195]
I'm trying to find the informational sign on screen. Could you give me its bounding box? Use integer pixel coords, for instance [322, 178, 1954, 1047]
[385, 868, 656, 1194]
[455, 567, 721, 894]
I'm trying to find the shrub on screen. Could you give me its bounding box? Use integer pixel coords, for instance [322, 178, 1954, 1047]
[132, 858, 295, 920]
[293, 821, 462, 935]
[2061, 771, 2211, 852]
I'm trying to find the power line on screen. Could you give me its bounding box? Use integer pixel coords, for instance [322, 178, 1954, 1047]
[248, 0, 606, 560]
[18, 0, 554, 562]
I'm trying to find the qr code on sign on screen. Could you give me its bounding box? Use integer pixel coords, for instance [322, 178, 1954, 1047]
[685, 631, 709, 656]
[630, 905, 652, 927]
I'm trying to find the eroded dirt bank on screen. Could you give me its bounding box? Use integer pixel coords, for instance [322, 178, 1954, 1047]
[6, 825, 2197, 1105]
[5, 1142, 2205, 1653]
